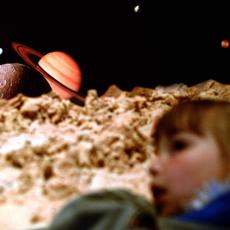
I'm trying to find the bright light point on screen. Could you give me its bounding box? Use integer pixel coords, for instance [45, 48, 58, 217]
[134, 5, 140, 13]
[0, 48, 3, 55]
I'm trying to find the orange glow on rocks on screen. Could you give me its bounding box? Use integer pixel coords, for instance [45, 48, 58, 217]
[38, 52, 82, 99]
[221, 39, 229, 49]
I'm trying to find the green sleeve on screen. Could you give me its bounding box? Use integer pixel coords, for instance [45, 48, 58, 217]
[48, 189, 158, 230]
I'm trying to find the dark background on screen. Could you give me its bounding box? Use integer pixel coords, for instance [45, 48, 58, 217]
[0, 1, 230, 96]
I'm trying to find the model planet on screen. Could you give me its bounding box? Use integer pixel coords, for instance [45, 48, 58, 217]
[38, 51, 82, 99]
[12, 42, 84, 103]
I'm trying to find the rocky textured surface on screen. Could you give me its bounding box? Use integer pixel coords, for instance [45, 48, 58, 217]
[0, 79, 229, 229]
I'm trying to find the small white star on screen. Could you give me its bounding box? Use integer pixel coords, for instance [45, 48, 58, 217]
[134, 5, 140, 13]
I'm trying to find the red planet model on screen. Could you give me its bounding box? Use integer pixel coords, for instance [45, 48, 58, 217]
[221, 39, 229, 49]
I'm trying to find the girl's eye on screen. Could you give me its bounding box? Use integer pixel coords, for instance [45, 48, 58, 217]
[170, 139, 188, 152]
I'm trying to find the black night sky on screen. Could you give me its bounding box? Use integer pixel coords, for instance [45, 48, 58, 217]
[0, 1, 230, 96]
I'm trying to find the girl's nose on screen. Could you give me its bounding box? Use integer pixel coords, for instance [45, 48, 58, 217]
[149, 158, 162, 176]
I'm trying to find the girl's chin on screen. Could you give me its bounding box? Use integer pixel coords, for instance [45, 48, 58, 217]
[156, 203, 185, 216]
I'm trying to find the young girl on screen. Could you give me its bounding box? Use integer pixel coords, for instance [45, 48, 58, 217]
[150, 99, 230, 228]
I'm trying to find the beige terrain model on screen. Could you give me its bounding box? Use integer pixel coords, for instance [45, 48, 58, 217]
[0, 77, 229, 229]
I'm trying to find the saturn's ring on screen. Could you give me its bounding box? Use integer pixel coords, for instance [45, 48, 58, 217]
[12, 42, 85, 103]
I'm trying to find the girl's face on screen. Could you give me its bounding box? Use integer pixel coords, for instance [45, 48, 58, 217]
[149, 132, 223, 216]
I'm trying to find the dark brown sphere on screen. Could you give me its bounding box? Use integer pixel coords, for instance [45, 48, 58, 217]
[0, 63, 51, 99]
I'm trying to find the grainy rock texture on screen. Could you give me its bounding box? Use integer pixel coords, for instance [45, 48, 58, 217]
[0, 79, 229, 229]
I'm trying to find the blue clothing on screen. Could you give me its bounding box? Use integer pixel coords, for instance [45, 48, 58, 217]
[176, 190, 230, 227]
